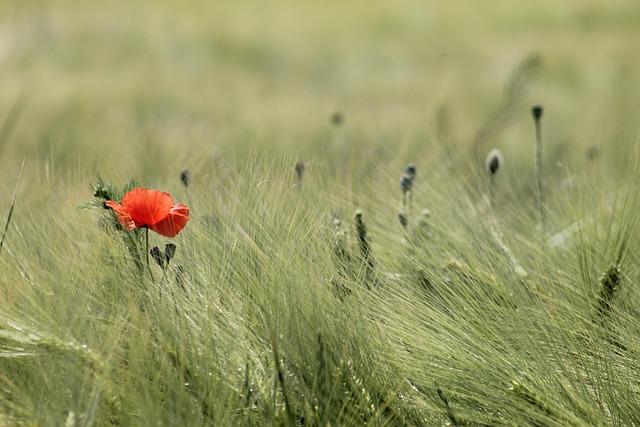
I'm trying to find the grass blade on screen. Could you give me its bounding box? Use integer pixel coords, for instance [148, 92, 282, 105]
[0, 159, 25, 255]
[0, 90, 28, 151]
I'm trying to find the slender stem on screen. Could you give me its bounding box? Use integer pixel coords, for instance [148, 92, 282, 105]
[145, 227, 155, 283]
[534, 118, 544, 228]
[0, 158, 24, 255]
[160, 262, 169, 287]
[488, 174, 495, 212]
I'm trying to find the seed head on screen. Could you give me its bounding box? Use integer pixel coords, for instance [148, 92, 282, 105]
[597, 264, 621, 318]
[149, 246, 164, 268]
[331, 213, 342, 228]
[180, 170, 190, 188]
[174, 264, 185, 286]
[354, 209, 369, 252]
[485, 149, 503, 176]
[531, 104, 543, 121]
[353, 209, 375, 282]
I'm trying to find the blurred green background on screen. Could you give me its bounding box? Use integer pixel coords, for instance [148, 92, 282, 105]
[1, 0, 639, 198]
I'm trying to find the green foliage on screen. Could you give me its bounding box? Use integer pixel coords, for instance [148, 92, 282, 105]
[1, 0, 640, 425]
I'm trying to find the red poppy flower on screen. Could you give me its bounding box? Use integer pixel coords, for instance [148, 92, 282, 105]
[105, 188, 190, 238]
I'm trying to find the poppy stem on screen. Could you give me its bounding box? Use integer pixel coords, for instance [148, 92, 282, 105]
[145, 227, 155, 283]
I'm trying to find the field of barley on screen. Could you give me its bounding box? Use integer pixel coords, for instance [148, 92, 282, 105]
[2, 0, 640, 425]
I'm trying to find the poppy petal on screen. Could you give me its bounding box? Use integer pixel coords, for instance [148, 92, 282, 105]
[121, 188, 173, 227]
[150, 203, 190, 238]
[105, 201, 136, 230]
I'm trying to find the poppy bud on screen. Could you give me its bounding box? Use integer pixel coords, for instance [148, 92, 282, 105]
[400, 174, 413, 194]
[330, 111, 344, 126]
[180, 170, 190, 188]
[164, 243, 176, 263]
[531, 105, 543, 121]
[294, 161, 305, 180]
[485, 149, 504, 176]
[404, 163, 416, 181]
[149, 246, 164, 268]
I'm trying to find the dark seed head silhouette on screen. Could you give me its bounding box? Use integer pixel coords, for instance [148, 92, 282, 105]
[531, 104, 543, 121]
[149, 246, 164, 268]
[330, 111, 344, 126]
[485, 149, 503, 176]
[164, 243, 177, 263]
[404, 163, 416, 181]
[180, 170, 190, 188]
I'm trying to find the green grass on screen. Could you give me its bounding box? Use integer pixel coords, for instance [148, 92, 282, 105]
[2, 0, 640, 425]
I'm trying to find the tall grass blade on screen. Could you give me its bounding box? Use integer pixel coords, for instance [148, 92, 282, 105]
[0, 158, 25, 255]
[0, 90, 28, 151]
